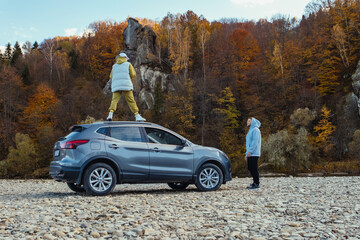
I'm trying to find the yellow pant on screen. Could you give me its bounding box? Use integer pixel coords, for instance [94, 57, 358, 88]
[109, 91, 139, 115]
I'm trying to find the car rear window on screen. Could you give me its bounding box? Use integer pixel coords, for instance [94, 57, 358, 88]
[65, 126, 84, 139]
[96, 127, 109, 136]
[109, 127, 143, 142]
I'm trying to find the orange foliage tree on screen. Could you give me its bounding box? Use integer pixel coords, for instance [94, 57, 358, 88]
[23, 84, 58, 133]
[313, 105, 336, 159]
[229, 29, 260, 85]
[80, 21, 126, 85]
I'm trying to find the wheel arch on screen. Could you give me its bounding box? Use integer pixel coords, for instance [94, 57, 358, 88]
[76, 157, 121, 185]
[196, 159, 226, 183]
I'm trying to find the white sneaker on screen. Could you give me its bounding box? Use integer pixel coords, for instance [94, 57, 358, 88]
[135, 114, 146, 122]
[107, 112, 113, 121]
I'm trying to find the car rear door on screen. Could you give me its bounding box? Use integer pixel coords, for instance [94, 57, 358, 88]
[105, 126, 150, 181]
[144, 127, 194, 181]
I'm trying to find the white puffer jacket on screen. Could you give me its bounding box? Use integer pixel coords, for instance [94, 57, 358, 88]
[110, 56, 137, 92]
[111, 62, 133, 92]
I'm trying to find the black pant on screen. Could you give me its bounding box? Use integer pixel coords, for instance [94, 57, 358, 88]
[247, 156, 259, 185]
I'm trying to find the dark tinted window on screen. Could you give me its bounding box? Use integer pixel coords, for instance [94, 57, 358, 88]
[65, 126, 84, 139]
[96, 127, 109, 136]
[65, 131, 79, 139]
[110, 127, 143, 142]
[145, 128, 182, 145]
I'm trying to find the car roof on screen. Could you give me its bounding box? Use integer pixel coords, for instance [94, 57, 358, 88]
[74, 121, 164, 129]
[92, 121, 161, 127]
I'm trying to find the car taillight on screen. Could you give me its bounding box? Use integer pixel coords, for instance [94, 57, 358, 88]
[60, 140, 89, 149]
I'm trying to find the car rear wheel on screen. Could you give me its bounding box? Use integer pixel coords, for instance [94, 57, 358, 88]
[67, 182, 85, 192]
[195, 163, 223, 191]
[83, 163, 116, 196]
[167, 182, 189, 190]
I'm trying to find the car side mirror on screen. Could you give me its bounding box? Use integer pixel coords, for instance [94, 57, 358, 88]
[180, 139, 187, 146]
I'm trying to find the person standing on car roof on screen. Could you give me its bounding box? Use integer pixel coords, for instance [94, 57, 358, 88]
[106, 52, 146, 122]
[245, 117, 261, 189]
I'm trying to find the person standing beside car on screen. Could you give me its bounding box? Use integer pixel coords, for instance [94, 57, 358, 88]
[245, 117, 261, 189]
[106, 52, 146, 122]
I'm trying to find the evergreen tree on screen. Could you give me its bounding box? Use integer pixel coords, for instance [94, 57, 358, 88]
[4, 43, 12, 63]
[11, 41, 22, 65]
[32, 41, 39, 50]
[68, 48, 78, 69]
[21, 64, 31, 85]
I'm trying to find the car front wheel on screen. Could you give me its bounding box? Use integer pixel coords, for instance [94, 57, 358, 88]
[195, 163, 223, 191]
[168, 182, 189, 190]
[83, 163, 116, 196]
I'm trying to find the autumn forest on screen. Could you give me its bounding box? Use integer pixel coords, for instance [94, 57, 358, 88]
[1, 0, 360, 177]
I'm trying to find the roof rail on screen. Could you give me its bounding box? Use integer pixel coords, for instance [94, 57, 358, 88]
[94, 121, 160, 126]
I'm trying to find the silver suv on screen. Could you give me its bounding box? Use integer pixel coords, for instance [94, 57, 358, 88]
[50, 122, 232, 196]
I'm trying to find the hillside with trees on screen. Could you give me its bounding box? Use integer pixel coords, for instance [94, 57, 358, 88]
[0, 0, 359, 177]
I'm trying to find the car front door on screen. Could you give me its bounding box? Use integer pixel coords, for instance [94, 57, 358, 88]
[105, 126, 149, 181]
[144, 127, 194, 181]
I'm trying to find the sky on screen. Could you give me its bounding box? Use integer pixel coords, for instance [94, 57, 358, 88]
[0, 0, 312, 52]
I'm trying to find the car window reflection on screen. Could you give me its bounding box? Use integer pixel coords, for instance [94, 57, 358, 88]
[110, 127, 143, 142]
[145, 128, 182, 145]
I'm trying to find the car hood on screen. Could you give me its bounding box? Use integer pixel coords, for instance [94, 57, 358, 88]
[192, 144, 220, 152]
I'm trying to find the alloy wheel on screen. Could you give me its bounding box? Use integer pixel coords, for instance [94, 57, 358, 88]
[199, 167, 220, 189]
[89, 167, 113, 192]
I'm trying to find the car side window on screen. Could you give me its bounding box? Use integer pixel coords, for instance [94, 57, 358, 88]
[109, 127, 143, 142]
[145, 128, 182, 145]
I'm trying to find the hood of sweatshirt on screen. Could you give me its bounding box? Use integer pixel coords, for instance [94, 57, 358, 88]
[116, 56, 127, 64]
[250, 117, 261, 129]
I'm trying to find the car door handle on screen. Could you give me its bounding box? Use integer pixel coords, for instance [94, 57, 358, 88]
[152, 147, 161, 153]
[109, 144, 119, 149]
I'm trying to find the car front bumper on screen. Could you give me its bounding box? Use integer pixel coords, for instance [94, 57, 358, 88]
[224, 166, 232, 182]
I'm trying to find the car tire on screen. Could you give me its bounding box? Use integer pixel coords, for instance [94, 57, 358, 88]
[67, 182, 85, 192]
[83, 163, 117, 196]
[167, 182, 189, 190]
[195, 163, 223, 191]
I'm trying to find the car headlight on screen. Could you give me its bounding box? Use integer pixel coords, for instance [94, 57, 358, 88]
[219, 151, 229, 160]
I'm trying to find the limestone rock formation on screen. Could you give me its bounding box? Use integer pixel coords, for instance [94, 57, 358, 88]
[336, 59, 360, 154]
[104, 18, 176, 110]
[351, 59, 360, 117]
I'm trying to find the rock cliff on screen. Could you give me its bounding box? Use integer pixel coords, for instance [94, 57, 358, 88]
[338, 59, 360, 154]
[104, 18, 176, 110]
[351, 60, 360, 117]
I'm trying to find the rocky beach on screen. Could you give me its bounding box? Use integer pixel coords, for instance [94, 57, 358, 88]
[0, 176, 359, 239]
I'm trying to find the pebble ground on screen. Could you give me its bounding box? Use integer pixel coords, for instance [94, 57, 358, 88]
[0, 176, 359, 239]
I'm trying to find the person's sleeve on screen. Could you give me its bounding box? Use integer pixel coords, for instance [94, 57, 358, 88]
[129, 64, 136, 80]
[247, 129, 260, 154]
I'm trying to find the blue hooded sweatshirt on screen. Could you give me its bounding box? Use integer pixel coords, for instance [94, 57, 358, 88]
[246, 118, 261, 157]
